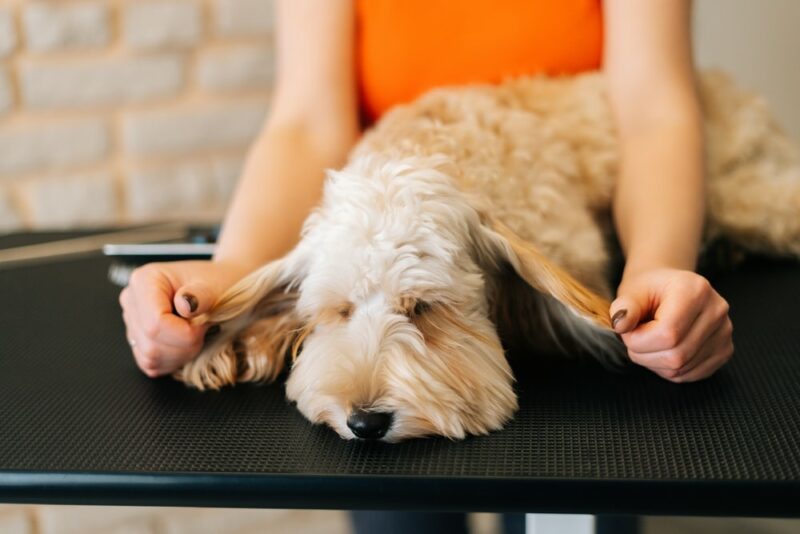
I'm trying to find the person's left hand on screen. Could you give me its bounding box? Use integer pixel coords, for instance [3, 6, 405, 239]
[609, 268, 734, 382]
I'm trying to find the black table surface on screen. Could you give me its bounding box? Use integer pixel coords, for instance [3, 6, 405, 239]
[0, 230, 798, 517]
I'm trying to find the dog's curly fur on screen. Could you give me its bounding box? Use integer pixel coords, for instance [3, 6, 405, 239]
[175, 71, 800, 441]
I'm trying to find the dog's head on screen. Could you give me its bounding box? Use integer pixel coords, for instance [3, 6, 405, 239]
[182, 155, 619, 441]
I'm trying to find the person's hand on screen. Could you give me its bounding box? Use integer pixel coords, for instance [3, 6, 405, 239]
[609, 268, 734, 383]
[119, 260, 246, 378]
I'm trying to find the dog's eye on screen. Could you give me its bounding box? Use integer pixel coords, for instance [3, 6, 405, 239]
[412, 300, 432, 317]
[338, 303, 354, 319]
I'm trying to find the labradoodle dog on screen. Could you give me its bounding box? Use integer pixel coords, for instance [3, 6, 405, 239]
[175, 71, 800, 442]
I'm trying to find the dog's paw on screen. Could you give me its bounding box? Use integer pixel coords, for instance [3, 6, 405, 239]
[174, 342, 239, 391]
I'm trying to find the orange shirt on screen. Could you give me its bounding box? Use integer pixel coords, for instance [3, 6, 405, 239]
[356, 0, 603, 123]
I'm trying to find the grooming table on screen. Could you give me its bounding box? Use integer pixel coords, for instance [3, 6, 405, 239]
[0, 230, 798, 518]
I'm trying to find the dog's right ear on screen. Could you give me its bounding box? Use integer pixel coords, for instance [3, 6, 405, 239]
[175, 247, 308, 390]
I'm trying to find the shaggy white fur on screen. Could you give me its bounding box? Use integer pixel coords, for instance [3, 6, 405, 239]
[175, 71, 800, 442]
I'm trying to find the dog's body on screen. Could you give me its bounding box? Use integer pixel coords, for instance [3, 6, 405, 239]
[176, 71, 800, 441]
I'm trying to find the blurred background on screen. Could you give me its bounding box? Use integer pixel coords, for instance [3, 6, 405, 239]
[0, 0, 798, 532]
[0, 0, 798, 234]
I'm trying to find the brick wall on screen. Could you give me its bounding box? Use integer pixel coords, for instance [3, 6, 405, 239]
[1, 0, 797, 234]
[0, 0, 275, 231]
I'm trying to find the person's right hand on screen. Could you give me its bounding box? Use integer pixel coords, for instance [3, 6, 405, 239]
[119, 260, 247, 378]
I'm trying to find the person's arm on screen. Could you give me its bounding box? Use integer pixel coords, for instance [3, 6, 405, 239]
[213, 0, 360, 275]
[120, 0, 359, 378]
[604, 0, 733, 382]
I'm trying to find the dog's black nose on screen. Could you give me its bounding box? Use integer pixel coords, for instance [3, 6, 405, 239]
[347, 410, 393, 440]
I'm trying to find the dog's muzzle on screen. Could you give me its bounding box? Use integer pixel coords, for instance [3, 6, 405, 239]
[347, 410, 394, 440]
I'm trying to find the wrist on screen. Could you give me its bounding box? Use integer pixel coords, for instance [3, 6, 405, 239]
[211, 256, 258, 281]
[620, 255, 696, 285]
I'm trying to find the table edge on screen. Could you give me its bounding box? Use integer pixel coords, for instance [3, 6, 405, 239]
[1, 470, 798, 517]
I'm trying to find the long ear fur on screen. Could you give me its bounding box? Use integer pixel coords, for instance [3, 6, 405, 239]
[475, 212, 626, 365]
[174, 252, 306, 390]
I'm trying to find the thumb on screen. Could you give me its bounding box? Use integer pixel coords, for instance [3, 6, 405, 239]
[609, 289, 646, 335]
[174, 282, 216, 319]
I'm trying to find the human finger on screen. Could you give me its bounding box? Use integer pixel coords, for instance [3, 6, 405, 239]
[672, 319, 734, 383]
[609, 292, 645, 334]
[634, 314, 730, 381]
[127, 318, 203, 377]
[622, 276, 712, 353]
[128, 266, 204, 347]
[173, 281, 216, 319]
[626, 299, 728, 373]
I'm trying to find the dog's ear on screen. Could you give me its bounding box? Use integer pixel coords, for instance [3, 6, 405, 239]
[175, 248, 307, 390]
[471, 209, 625, 363]
[475, 212, 612, 328]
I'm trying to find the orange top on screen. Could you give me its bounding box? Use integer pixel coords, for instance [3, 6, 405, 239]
[356, 0, 603, 123]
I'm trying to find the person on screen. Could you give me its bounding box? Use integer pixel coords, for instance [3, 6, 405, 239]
[119, 1, 732, 530]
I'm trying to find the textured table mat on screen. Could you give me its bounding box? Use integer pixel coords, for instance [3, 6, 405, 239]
[0, 231, 798, 515]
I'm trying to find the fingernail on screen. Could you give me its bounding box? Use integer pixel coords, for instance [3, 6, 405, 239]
[611, 309, 627, 329]
[182, 293, 198, 313]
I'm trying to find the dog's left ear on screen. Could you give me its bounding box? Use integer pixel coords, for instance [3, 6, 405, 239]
[474, 212, 612, 328]
[471, 208, 624, 362]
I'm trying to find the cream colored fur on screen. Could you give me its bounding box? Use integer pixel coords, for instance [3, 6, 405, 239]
[175, 71, 800, 441]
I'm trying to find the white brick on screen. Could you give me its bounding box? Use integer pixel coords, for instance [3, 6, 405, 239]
[126, 156, 242, 217]
[23, 3, 109, 51]
[0, 67, 12, 114]
[36, 506, 156, 534]
[214, 0, 273, 36]
[0, 7, 16, 57]
[19, 171, 117, 228]
[123, 2, 202, 50]
[0, 506, 33, 534]
[0, 119, 109, 176]
[122, 101, 267, 156]
[20, 55, 184, 109]
[198, 45, 273, 92]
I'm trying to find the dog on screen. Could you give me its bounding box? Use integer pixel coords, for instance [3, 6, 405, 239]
[175, 71, 800, 442]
